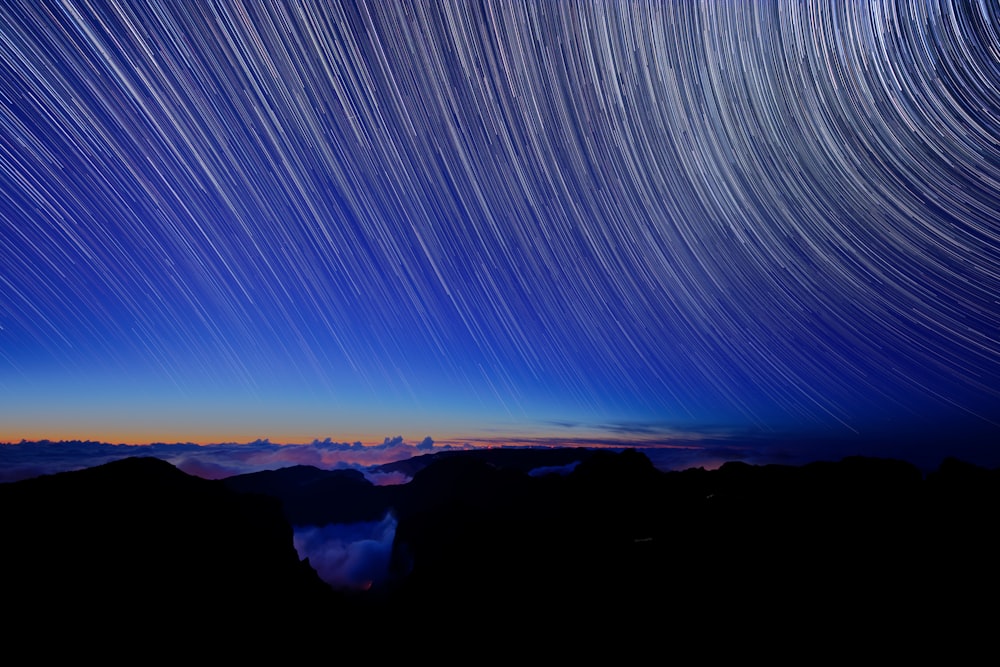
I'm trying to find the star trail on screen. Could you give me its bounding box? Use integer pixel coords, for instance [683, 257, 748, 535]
[1, 1, 998, 455]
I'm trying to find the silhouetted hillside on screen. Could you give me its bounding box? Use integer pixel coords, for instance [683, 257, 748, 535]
[4, 449, 999, 657]
[372, 445, 600, 477]
[0, 456, 344, 655]
[379, 449, 1000, 652]
[222, 464, 387, 524]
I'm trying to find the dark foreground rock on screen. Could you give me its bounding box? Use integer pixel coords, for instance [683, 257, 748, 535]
[3, 449, 998, 658]
[0, 456, 343, 656]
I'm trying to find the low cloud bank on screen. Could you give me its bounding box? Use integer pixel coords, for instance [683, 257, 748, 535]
[528, 461, 581, 477]
[293, 513, 397, 591]
[0, 437, 466, 483]
[8, 428, 974, 487]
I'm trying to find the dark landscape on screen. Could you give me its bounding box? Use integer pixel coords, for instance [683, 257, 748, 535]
[3, 3, 998, 658]
[4, 446, 998, 657]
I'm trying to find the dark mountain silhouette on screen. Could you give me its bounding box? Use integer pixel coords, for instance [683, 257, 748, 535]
[221, 446, 1000, 654]
[3, 448, 998, 657]
[0, 456, 348, 656]
[222, 464, 387, 524]
[372, 445, 600, 478]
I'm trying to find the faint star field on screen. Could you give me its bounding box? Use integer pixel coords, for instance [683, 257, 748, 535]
[1, 0, 997, 446]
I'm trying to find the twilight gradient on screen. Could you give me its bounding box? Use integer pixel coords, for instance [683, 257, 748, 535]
[1, 1, 998, 455]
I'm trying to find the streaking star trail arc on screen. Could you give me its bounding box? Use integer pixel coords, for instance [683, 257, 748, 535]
[0, 0, 997, 449]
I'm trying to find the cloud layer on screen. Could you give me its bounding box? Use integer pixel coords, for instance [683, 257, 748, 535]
[0, 436, 453, 483]
[293, 513, 398, 591]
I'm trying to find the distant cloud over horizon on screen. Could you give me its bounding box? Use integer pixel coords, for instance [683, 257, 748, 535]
[293, 513, 398, 591]
[0, 436, 465, 484]
[5, 420, 1000, 486]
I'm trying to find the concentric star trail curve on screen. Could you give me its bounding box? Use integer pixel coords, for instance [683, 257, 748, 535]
[1, 0, 997, 450]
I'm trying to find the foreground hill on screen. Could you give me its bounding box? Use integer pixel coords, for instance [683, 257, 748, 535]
[3, 449, 999, 657]
[0, 456, 344, 655]
[225, 448, 1000, 653]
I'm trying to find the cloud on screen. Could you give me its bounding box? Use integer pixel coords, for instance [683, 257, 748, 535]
[0, 440, 188, 483]
[528, 461, 581, 477]
[364, 470, 412, 486]
[0, 436, 443, 482]
[378, 435, 405, 449]
[293, 513, 398, 591]
[311, 438, 365, 450]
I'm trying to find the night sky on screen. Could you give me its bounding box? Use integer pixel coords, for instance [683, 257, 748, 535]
[1, 1, 998, 466]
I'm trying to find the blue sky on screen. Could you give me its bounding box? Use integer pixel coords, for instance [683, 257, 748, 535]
[1, 1, 998, 464]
